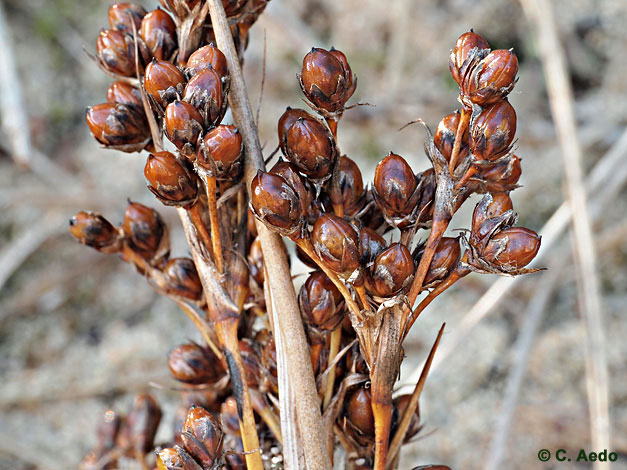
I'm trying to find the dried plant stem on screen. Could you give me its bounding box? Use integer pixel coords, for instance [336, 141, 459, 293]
[520, 0, 610, 462]
[387, 323, 445, 465]
[206, 2, 332, 469]
[189, 203, 214, 258]
[448, 107, 469, 173]
[174, 299, 224, 361]
[323, 326, 342, 409]
[204, 175, 224, 272]
[250, 388, 282, 445]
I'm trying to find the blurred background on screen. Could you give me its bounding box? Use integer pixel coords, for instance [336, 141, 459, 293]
[0, 0, 626, 468]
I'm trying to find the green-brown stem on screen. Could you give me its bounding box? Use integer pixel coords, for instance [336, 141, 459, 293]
[189, 203, 214, 259]
[448, 107, 470, 174]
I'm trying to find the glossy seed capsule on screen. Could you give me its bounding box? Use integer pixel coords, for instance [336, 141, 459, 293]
[183, 67, 226, 128]
[85, 102, 150, 152]
[108, 3, 146, 33]
[181, 406, 223, 468]
[69, 211, 121, 254]
[449, 31, 490, 87]
[464, 49, 518, 107]
[164, 100, 204, 151]
[185, 43, 229, 78]
[168, 342, 220, 384]
[299, 270, 344, 332]
[483, 227, 541, 269]
[140, 8, 177, 60]
[366, 242, 414, 297]
[198, 125, 243, 179]
[163, 258, 203, 300]
[345, 387, 375, 436]
[97, 29, 147, 77]
[423, 237, 461, 286]
[250, 170, 303, 237]
[122, 201, 169, 263]
[144, 151, 198, 207]
[284, 114, 336, 180]
[312, 214, 360, 275]
[144, 59, 185, 106]
[106, 81, 142, 106]
[372, 153, 418, 219]
[470, 100, 517, 161]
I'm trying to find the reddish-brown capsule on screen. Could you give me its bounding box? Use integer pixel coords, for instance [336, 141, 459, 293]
[156, 446, 202, 470]
[464, 49, 518, 107]
[122, 201, 169, 263]
[140, 8, 177, 61]
[97, 29, 148, 77]
[85, 102, 150, 152]
[250, 170, 303, 237]
[106, 81, 142, 107]
[312, 214, 360, 275]
[345, 387, 375, 437]
[481, 154, 522, 191]
[108, 3, 146, 33]
[183, 68, 226, 128]
[331, 156, 365, 216]
[220, 397, 241, 436]
[270, 159, 319, 222]
[124, 394, 162, 454]
[144, 59, 185, 106]
[198, 125, 243, 179]
[470, 100, 517, 161]
[449, 31, 490, 87]
[69, 211, 121, 254]
[144, 151, 198, 207]
[185, 44, 229, 79]
[483, 227, 541, 270]
[366, 242, 414, 297]
[423, 237, 461, 286]
[163, 258, 203, 300]
[471, 192, 514, 233]
[434, 111, 469, 161]
[222, 0, 247, 16]
[284, 115, 337, 181]
[373, 153, 420, 225]
[168, 342, 220, 384]
[299, 270, 344, 332]
[300, 47, 356, 113]
[359, 226, 386, 265]
[182, 406, 223, 468]
[277, 107, 311, 156]
[164, 100, 204, 151]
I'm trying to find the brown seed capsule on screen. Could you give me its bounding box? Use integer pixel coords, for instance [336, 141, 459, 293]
[182, 406, 223, 468]
[449, 31, 490, 87]
[295, 243, 319, 269]
[250, 170, 303, 237]
[185, 44, 229, 78]
[434, 111, 469, 161]
[222, 0, 248, 16]
[345, 387, 375, 437]
[144, 59, 185, 106]
[464, 49, 518, 107]
[277, 107, 311, 156]
[168, 342, 220, 384]
[220, 397, 241, 436]
[163, 258, 203, 300]
[69, 211, 121, 254]
[415, 168, 437, 226]
[198, 125, 243, 179]
[331, 156, 366, 216]
[85, 102, 150, 152]
[300, 47, 356, 113]
[299, 270, 344, 332]
[270, 159, 319, 222]
[164, 100, 204, 151]
[312, 214, 360, 275]
[122, 201, 169, 263]
[422, 237, 461, 286]
[97, 29, 148, 77]
[470, 100, 517, 161]
[481, 154, 522, 191]
[372, 153, 420, 225]
[144, 151, 198, 207]
[140, 9, 177, 61]
[483, 227, 541, 270]
[106, 81, 142, 107]
[366, 242, 414, 298]
[125, 394, 162, 454]
[156, 446, 202, 470]
[183, 68, 226, 128]
[359, 226, 386, 265]
[471, 192, 514, 233]
[108, 3, 146, 33]
[284, 114, 337, 181]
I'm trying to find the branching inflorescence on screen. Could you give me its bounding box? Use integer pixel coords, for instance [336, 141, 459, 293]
[71, 2, 541, 468]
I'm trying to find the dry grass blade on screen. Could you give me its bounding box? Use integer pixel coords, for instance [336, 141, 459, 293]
[520, 0, 610, 462]
[484, 270, 559, 470]
[387, 323, 445, 466]
[206, 1, 332, 469]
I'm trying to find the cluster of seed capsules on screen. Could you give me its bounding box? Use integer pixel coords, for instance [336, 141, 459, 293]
[72, 2, 540, 465]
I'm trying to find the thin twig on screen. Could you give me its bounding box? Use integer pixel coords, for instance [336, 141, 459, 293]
[398, 124, 627, 389]
[484, 270, 559, 470]
[205, 2, 332, 469]
[520, 0, 610, 461]
[256, 29, 267, 126]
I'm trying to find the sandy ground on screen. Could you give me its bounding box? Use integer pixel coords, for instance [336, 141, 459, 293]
[1, 0, 626, 469]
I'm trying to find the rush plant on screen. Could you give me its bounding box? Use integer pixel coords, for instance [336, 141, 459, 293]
[73, 2, 540, 469]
